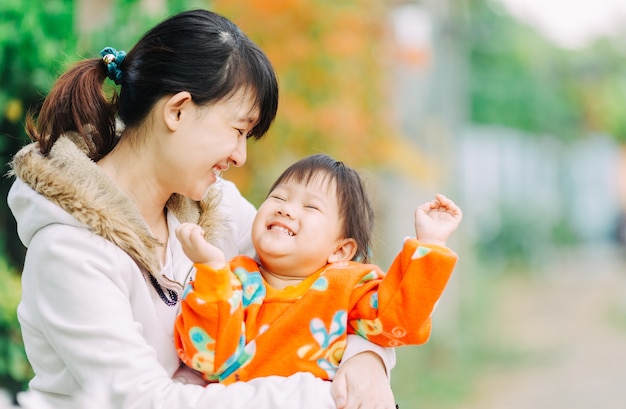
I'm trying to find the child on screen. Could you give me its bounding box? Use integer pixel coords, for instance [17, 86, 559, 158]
[174, 153, 462, 384]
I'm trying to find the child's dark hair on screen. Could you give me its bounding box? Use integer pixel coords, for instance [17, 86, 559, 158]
[27, 9, 278, 161]
[267, 154, 375, 263]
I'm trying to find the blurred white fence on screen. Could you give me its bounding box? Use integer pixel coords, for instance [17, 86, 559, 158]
[457, 125, 622, 246]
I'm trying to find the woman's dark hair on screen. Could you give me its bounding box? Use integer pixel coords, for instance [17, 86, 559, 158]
[268, 154, 375, 263]
[27, 9, 278, 160]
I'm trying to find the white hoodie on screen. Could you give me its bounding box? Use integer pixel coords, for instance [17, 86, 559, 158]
[7, 136, 393, 409]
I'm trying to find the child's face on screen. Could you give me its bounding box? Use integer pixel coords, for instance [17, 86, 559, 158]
[251, 174, 346, 278]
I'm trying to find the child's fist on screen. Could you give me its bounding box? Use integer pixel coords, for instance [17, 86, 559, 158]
[414, 194, 462, 246]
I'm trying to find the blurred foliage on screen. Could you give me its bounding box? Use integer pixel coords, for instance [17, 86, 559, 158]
[572, 40, 626, 143]
[468, 0, 581, 139]
[473, 202, 579, 274]
[0, 0, 73, 396]
[467, 0, 626, 278]
[0, 0, 77, 269]
[468, 0, 626, 142]
[213, 0, 408, 204]
[0, 259, 31, 400]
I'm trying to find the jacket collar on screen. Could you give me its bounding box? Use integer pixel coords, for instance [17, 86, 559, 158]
[9, 134, 225, 287]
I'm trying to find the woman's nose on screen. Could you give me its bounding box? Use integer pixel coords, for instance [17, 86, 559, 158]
[229, 137, 247, 167]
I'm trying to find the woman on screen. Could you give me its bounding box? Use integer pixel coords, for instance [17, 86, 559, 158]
[7, 8, 396, 409]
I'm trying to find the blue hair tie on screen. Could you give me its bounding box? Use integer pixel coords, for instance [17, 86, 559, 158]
[100, 46, 126, 85]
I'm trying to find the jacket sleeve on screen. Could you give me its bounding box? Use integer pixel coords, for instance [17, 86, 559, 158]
[174, 263, 249, 383]
[20, 224, 335, 409]
[340, 335, 396, 378]
[348, 238, 458, 346]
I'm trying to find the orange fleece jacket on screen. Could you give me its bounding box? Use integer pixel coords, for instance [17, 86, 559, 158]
[174, 238, 457, 384]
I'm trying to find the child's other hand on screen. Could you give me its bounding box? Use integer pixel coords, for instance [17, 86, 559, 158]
[414, 194, 462, 247]
[175, 223, 226, 269]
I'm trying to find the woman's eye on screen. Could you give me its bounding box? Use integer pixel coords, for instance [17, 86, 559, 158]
[235, 128, 252, 138]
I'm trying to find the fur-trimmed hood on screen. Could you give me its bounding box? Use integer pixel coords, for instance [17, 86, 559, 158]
[8, 134, 226, 288]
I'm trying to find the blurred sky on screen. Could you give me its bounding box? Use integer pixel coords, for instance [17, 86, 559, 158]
[497, 0, 626, 49]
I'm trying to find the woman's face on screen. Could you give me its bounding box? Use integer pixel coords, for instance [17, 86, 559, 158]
[163, 89, 259, 201]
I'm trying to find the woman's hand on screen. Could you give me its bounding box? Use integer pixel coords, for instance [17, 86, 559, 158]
[332, 351, 396, 409]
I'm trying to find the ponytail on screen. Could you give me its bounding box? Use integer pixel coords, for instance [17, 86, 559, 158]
[25, 58, 118, 161]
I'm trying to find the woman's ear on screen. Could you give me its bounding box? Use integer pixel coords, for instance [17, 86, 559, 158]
[328, 238, 357, 263]
[163, 91, 193, 131]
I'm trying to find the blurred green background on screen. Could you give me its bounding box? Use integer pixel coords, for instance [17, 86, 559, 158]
[2, 0, 626, 407]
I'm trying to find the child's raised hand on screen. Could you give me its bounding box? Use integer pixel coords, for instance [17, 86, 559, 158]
[414, 194, 462, 247]
[175, 223, 226, 269]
